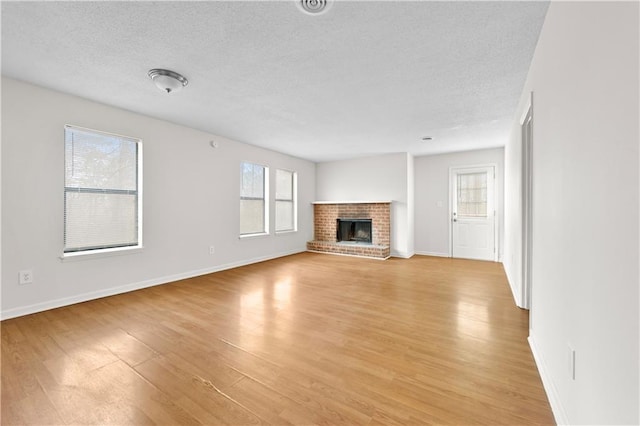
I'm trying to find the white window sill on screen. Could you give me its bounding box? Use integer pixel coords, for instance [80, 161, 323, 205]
[239, 232, 270, 240]
[60, 246, 144, 262]
[275, 229, 297, 235]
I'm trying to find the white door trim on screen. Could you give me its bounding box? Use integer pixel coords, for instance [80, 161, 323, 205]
[521, 92, 534, 311]
[449, 163, 499, 261]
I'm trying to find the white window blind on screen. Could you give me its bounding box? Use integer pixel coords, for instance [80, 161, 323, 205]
[240, 162, 268, 235]
[456, 172, 487, 217]
[275, 169, 296, 232]
[64, 125, 142, 253]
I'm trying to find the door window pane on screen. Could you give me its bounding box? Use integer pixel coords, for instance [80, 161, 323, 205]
[457, 172, 487, 217]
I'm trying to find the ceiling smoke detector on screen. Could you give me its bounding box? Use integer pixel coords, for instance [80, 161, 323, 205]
[148, 69, 188, 94]
[298, 0, 331, 15]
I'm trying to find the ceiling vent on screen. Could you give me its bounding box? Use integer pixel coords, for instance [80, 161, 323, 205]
[299, 0, 331, 15]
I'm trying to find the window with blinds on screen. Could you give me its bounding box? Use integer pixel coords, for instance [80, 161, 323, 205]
[275, 169, 296, 232]
[456, 172, 488, 217]
[64, 125, 142, 254]
[240, 162, 269, 235]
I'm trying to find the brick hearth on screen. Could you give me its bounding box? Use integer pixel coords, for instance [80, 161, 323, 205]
[307, 201, 391, 259]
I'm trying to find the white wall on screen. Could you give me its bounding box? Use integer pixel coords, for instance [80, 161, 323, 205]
[504, 2, 639, 424]
[504, 106, 525, 306]
[1, 78, 316, 319]
[414, 148, 504, 259]
[315, 153, 414, 257]
[406, 154, 415, 257]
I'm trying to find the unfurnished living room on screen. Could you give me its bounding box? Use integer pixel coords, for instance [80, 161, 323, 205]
[1, 1, 638, 425]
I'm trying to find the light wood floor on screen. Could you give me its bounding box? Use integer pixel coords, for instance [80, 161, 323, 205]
[1, 253, 554, 425]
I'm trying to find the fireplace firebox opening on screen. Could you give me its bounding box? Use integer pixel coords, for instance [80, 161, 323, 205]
[336, 218, 372, 244]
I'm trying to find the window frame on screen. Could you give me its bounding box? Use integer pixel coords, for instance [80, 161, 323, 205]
[62, 125, 143, 259]
[239, 161, 269, 237]
[275, 168, 297, 233]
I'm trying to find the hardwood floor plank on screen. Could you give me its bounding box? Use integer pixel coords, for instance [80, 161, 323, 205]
[98, 328, 158, 367]
[2, 386, 65, 425]
[225, 377, 300, 425]
[1, 253, 555, 425]
[71, 400, 156, 425]
[134, 353, 264, 425]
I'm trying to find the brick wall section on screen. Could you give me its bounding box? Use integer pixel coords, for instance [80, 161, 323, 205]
[308, 202, 391, 259]
[307, 240, 390, 259]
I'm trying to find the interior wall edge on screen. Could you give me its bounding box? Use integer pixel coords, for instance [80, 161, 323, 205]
[503, 261, 525, 309]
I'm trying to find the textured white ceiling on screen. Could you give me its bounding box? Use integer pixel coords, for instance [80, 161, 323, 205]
[1, 1, 548, 162]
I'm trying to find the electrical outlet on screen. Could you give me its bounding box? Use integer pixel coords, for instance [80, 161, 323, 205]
[19, 270, 34, 285]
[209, 246, 215, 255]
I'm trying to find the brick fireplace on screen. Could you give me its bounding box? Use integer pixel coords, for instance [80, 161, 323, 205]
[307, 201, 391, 259]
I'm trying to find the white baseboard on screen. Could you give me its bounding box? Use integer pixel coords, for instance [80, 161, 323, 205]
[414, 251, 450, 258]
[391, 250, 415, 259]
[0, 249, 304, 320]
[528, 336, 567, 425]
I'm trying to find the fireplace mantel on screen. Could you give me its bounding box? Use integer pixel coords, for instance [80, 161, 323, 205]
[307, 201, 391, 259]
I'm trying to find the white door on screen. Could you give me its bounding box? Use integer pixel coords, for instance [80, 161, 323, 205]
[451, 166, 496, 261]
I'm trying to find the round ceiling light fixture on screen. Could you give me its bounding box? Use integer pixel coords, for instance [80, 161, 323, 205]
[148, 69, 188, 94]
[298, 0, 331, 15]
